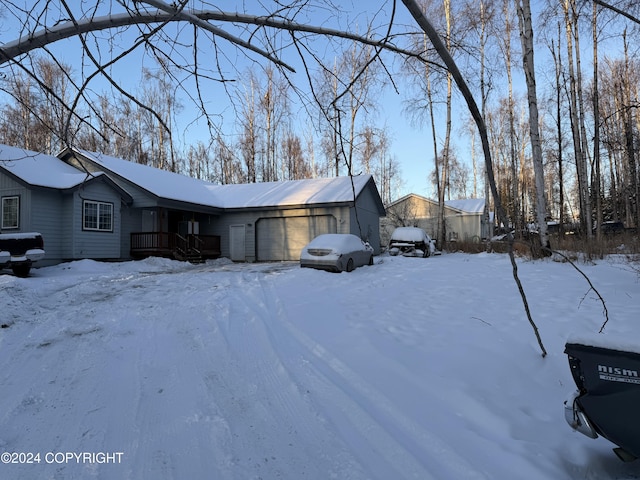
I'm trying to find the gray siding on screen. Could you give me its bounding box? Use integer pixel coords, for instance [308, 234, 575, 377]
[206, 211, 259, 261]
[30, 190, 67, 265]
[351, 187, 384, 254]
[70, 182, 122, 259]
[119, 207, 143, 260]
[0, 172, 31, 231]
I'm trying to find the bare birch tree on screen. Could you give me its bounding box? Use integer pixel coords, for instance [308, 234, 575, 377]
[515, 0, 550, 253]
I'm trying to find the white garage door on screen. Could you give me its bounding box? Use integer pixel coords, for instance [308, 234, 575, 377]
[256, 215, 337, 261]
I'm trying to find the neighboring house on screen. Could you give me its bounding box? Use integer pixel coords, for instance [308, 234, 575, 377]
[382, 193, 491, 247]
[0, 144, 385, 266]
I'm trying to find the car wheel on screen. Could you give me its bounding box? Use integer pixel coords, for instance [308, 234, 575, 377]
[368, 255, 374, 266]
[346, 258, 354, 272]
[423, 247, 430, 258]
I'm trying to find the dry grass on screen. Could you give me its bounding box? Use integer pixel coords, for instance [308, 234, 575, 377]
[446, 231, 640, 262]
[550, 232, 640, 258]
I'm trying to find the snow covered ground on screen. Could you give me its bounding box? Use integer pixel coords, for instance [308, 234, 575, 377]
[1, 252, 639, 479]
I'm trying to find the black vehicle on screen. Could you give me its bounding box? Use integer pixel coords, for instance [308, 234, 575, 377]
[564, 338, 640, 462]
[0, 232, 45, 277]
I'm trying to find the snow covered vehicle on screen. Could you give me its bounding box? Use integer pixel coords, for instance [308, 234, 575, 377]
[564, 336, 640, 462]
[388, 226, 435, 258]
[300, 234, 373, 272]
[0, 232, 45, 277]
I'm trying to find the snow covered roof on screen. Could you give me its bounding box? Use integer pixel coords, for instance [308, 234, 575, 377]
[0, 145, 98, 189]
[445, 198, 485, 214]
[207, 175, 374, 209]
[70, 148, 376, 210]
[74, 149, 223, 208]
[386, 193, 485, 214]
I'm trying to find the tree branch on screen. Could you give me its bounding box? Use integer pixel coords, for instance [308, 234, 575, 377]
[133, 0, 295, 72]
[546, 248, 610, 333]
[0, 10, 440, 70]
[593, 0, 640, 25]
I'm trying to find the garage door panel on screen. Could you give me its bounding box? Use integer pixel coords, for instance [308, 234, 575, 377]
[256, 215, 337, 261]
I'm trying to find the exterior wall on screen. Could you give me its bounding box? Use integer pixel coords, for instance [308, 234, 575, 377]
[444, 214, 482, 242]
[69, 182, 122, 260]
[213, 206, 348, 262]
[119, 207, 142, 260]
[205, 210, 257, 261]
[351, 187, 384, 254]
[30, 190, 66, 266]
[0, 171, 32, 231]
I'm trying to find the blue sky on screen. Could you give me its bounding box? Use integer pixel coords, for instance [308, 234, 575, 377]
[2, 0, 599, 202]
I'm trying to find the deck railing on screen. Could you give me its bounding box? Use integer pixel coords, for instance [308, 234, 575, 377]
[130, 232, 220, 259]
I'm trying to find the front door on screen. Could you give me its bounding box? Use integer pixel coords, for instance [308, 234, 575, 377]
[229, 225, 246, 261]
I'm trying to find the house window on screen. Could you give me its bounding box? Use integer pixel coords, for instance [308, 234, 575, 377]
[1, 196, 19, 229]
[83, 200, 113, 232]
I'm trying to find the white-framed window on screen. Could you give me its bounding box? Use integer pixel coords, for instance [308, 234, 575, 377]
[1, 196, 19, 229]
[83, 200, 113, 232]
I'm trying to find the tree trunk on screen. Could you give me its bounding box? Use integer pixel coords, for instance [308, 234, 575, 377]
[516, 0, 550, 254]
[563, 0, 591, 239]
[425, 52, 445, 247]
[439, 0, 453, 244]
[592, 1, 603, 246]
[551, 23, 565, 231]
[504, 0, 520, 233]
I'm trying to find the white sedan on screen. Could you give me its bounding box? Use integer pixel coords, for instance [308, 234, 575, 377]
[300, 234, 374, 272]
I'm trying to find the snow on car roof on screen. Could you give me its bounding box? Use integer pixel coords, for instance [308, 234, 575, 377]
[390, 226, 427, 241]
[0, 145, 98, 189]
[307, 233, 363, 249]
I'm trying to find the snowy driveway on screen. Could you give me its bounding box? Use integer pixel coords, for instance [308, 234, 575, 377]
[1, 254, 639, 479]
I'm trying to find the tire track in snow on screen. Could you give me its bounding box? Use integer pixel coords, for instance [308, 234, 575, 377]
[213, 270, 368, 479]
[252, 273, 491, 480]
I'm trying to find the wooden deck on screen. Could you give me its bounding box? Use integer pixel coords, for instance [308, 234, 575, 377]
[130, 232, 221, 262]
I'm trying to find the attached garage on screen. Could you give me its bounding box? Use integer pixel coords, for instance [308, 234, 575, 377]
[256, 215, 337, 261]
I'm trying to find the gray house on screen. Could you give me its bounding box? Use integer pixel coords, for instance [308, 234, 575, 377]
[0, 144, 385, 266]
